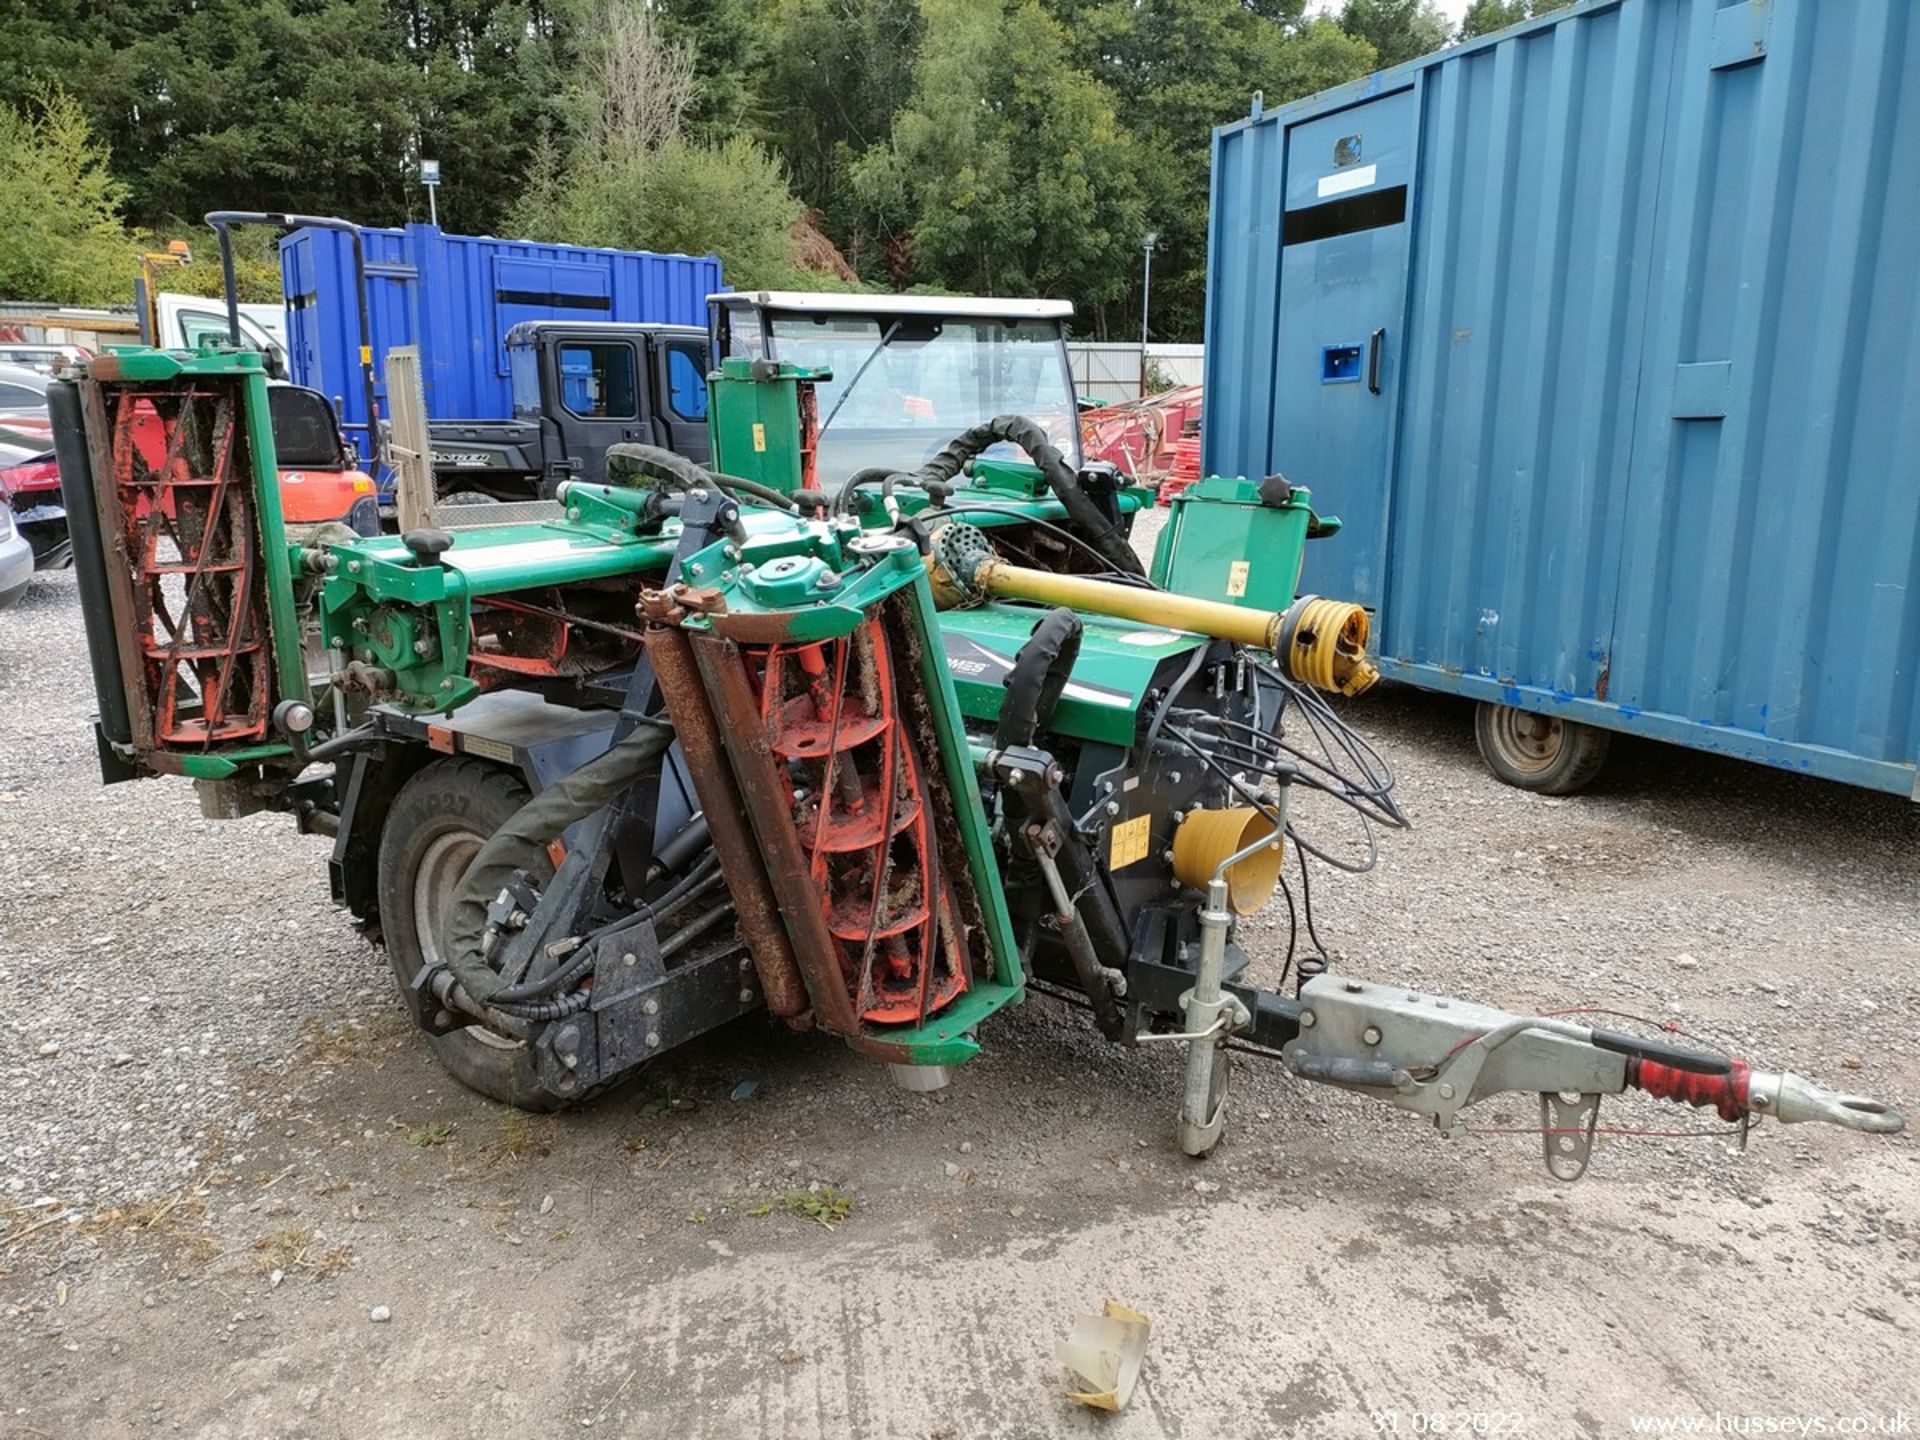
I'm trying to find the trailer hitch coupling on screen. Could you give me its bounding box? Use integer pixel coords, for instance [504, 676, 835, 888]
[1277, 975, 1903, 1179]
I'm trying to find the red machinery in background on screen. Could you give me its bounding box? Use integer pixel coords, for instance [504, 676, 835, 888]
[1078, 385, 1202, 502]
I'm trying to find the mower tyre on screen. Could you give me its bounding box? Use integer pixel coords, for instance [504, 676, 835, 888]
[376, 757, 568, 1111]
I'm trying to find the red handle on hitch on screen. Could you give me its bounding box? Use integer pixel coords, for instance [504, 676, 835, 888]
[1631, 1057, 1752, 1121]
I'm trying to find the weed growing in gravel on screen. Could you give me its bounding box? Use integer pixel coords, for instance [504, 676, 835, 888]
[0, 1197, 219, 1275]
[294, 1015, 388, 1066]
[773, 1188, 854, 1229]
[251, 1224, 352, 1279]
[633, 1089, 698, 1120]
[405, 1121, 457, 1148]
[485, 1113, 553, 1166]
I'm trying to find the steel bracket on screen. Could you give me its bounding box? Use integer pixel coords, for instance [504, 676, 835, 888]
[1282, 975, 1629, 1136]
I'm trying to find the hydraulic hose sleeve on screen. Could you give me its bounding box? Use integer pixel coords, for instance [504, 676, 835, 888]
[994, 607, 1084, 750]
[604, 443, 709, 492]
[604, 443, 797, 510]
[916, 415, 1143, 576]
[440, 722, 674, 1003]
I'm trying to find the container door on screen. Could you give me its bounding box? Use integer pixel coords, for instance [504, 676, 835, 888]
[365, 256, 419, 470]
[493, 258, 614, 377]
[1271, 89, 1415, 609]
[1604, 0, 1920, 785]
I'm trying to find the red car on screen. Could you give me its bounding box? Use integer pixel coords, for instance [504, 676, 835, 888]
[0, 377, 378, 570]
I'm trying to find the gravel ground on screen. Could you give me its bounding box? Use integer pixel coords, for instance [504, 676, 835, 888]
[2, 544, 1917, 1438]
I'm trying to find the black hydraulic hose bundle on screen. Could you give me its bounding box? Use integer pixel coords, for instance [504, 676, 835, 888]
[834, 466, 905, 520]
[438, 721, 675, 1008]
[603, 442, 798, 511]
[833, 416, 1143, 577]
[604, 442, 709, 493]
[912, 415, 1143, 576]
[994, 608, 1084, 750]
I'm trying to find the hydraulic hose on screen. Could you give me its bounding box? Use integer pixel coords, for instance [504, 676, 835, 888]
[604, 442, 798, 511]
[605, 442, 708, 493]
[439, 721, 674, 1005]
[835, 465, 907, 520]
[913, 415, 1143, 576]
[994, 608, 1084, 750]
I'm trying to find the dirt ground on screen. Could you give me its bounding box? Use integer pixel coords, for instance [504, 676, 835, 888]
[2, 566, 1917, 1440]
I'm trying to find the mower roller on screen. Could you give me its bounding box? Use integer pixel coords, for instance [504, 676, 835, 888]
[47, 342, 1903, 1174]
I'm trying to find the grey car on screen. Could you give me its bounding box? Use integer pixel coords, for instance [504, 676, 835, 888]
[0, 369, 44, 601]
[0, 500, 31, 608]
[0, 361, 53, 413]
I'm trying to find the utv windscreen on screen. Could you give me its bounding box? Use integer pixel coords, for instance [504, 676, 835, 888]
[267, 387, 345, 469]
[765, 314, 1082, 489]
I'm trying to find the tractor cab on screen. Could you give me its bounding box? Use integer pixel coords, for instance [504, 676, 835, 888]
[709, 291, 1083, 490]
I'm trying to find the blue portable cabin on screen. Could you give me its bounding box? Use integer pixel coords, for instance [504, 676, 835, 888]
[1203, 0, 1920, 799]
[279, 223, 723, 464]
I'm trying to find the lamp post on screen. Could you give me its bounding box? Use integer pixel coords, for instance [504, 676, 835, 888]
[1139, 230, 1159, 396]
[420, 158, 441, 227]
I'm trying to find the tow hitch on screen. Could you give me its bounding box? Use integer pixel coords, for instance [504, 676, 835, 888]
[1171, 972, 1903, 1180]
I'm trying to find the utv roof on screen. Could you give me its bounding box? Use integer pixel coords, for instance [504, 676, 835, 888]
[711, 291, 1074, 320]
[503, 320, 706, 342]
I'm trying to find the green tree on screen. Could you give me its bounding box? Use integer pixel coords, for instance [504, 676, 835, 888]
[401, 0, 582, 234]
[551, 137, 809, 285]
[653, 0, 768, 138]
[0, 0, 580, 236]
[756, 0, 924, 275]
[0, 85, 135, 304]
[1038, 0, 1374, 339]
[851, 0, 1148, 326]
[1460, 0, 1571, 40]
[1338, 0, 1453, 69]
[505, 2, 819, 288]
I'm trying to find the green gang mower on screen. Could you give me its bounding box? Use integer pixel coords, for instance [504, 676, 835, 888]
[47, 328, 1900, 1175]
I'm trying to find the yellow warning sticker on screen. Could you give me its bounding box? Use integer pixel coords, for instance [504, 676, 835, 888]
[1226, 560, 1251, 598]
[752, 422, 767, 452]
[1109, 814, 1152, 870]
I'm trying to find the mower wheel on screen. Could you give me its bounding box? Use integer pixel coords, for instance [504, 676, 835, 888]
[377, 757, 568, 1111]
[1473, 701, 1611, 796]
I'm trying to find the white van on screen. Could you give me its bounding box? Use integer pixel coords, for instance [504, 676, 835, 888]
[153, 294, 289, 375]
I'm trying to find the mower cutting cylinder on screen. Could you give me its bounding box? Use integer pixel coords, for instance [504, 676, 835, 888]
[646, 616, 812, 1025]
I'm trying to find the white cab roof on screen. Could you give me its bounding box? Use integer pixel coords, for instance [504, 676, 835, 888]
[711, 290, 1073, 320]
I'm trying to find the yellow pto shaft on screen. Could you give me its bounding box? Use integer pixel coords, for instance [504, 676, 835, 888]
[927, 521, 1379, 697]
[972, 557, 1283, 650]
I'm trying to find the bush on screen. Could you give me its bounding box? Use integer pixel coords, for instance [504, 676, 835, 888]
[143, 223, 283, 304]
[0, 86, 135, 305]
[564, 137, 809, 287]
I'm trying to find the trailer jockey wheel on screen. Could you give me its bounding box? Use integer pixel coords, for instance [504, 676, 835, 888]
[377, 757, 565, 1111]
[1474, 701, 1611, 796]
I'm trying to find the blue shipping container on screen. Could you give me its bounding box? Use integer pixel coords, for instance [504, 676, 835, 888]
[1203, 0, 1920, 798]
[279, 223, 722, 461]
